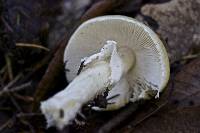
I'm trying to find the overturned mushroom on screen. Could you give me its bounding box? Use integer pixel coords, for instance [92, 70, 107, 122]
[40, 15, 170, 129]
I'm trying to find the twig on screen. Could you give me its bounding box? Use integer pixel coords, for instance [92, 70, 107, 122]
[15, 7, 30, 19]
[2, 70, 8, 84]
[13, 94, 34, 102]
[5, 54, 13, 80]
[19, 119, 35, 133]
[2, 74, 22, 91]
[0, 74, 23, 111]
[1, 16, 14, 33]
[107, 94, 120, 100]
[77, 60, 85, 75]
[16, 43, 50, 51]
[0, 82, 32, 97]
[0, 66, 6, 74]
[98, 101, 145, 133]
[16, 113, 42, 118]
[0, 118, 13, 132]
[130, 101, 167, 128]
[16, 47, 58, 85]
[10, 82, 32, 92]
[182, 53, 200, 60]
[16, 113, 42, 133]
[8, 92, 22, 112]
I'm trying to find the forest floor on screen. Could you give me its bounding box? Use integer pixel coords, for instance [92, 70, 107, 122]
[0, 0, 200, 133]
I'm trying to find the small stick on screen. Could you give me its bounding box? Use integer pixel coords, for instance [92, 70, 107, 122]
[98, 101, 144, 133]
[107, 94, 120, 100]
[13, 94, 34, 102]
[5, 54, 13, 80]
[10, 82, 32, 92]
[1, 16, 14, 33]
[0, 74, 23, 111]
[2, 71, 8, 84]
[182, 53, 200, 60]
[19, 119, 35, 133]
[16, 113, 42, 118]
[2, 74, 22, 91]
[77, 60, 85, 75]
[0, 118, 13, 132]
[0, 82, 32, 97]
[129, 102, 167, 129]
[0, 66, 6, 74]
[77, 111, 87, 120]
[8, 92, 22, 112]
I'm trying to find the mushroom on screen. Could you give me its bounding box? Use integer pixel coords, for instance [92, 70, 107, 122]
[40, 15, 170, 129]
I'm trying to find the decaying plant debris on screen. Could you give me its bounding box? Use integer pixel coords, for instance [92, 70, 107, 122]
[0, 0, 200, 133]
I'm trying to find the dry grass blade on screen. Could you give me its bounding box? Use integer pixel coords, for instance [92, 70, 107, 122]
[16, 43, 50, 51]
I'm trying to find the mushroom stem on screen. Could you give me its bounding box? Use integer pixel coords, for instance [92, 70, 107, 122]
[40, 41, 136, 129]
[41, 61, 111, 129]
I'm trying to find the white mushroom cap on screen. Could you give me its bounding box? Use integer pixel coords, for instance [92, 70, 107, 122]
[64, 15, 170, 104]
